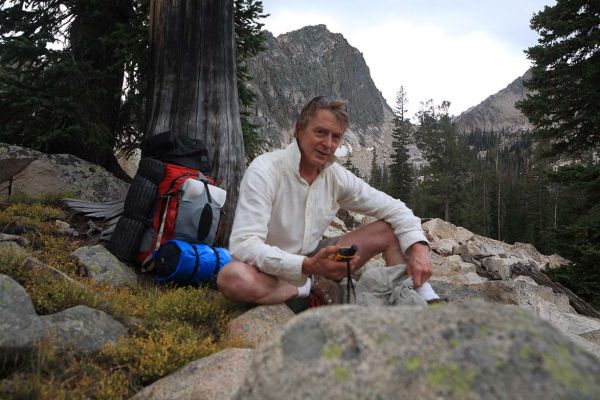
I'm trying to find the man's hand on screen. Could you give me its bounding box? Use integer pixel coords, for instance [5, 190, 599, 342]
[407, 242, 432, 288]
[302, 245, 361, 280]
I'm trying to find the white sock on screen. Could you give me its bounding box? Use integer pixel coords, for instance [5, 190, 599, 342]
[296, 276, 312, 298]
[415, 282, 440, 302]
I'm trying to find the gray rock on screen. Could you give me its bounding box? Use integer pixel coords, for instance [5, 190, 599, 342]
[432, 238, 456, 255]
[581, 330, 600, 346]
[41, 305, 127, 354]
[422, 218, 474, 243]
[483, 256, 513, 280]
[429, 281, 489, 303]
[237, 301, 600, 400]
[548, 253, 571, 269]
[0, 233, 29, 246]
[0, 143, 128, 202]
[226, 304, 295, 348]
[0, 241, 27, 258]
[72, 245, 139, 289]
[132, 348, 254, 400]
[471, 280, 600, 357]
[0, 275, 47, 360]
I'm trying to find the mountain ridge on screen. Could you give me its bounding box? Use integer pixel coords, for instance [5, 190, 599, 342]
[454, 70, 532, 133]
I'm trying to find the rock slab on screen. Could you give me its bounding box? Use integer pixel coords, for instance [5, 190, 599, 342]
[236, 301, 600, 400]
[226, 304, 295, 348]
[132, 348, 254, 400]
[0, 143, 129, 202]
[41, 305, 128, 354]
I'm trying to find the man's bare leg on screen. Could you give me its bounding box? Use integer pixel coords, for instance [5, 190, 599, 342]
[217, 261, 300, 304]
[335, 220, 406, 269]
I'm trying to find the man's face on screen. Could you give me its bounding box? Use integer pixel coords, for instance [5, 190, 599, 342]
[297, 109, 345, 172]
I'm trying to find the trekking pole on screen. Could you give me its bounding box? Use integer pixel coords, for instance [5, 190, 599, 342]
[336, 245, 357, 304]
[346, 258, 355, 303]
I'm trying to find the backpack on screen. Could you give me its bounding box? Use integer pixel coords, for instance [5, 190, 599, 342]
[107, 132, 226, 278]
[136, 162, 226, 270]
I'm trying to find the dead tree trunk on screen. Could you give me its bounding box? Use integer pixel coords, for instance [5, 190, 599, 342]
[146, 0, 245, 245]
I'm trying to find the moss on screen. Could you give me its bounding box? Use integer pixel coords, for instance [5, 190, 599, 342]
[404, 356, 422, 371]
[426, 362, 478, 397]
[334, 367, 351, 382]
[448, 337, 460, 348]
[322, 344, 343, 360]
[478, 323, 491, 336]
[87, 263, 104, 274]
[0, 203, 65, 230]
[542, 345, 600, 397]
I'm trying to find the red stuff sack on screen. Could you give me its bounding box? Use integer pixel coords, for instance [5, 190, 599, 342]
[137, 162, 223, 269]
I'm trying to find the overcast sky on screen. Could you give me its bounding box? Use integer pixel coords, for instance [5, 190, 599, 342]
[260, 0, 555, 117]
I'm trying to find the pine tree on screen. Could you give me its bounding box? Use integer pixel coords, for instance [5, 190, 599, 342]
[516, 0, 600, 157]
[342, 152, 362, 178]
[369, 147, 382, 190]
[234, 0, 268, 161]
[516, 0, 600, 308]
[387, 87, 413, 203]
[415, 100, 471, 222]
[0, 0, 146, 178]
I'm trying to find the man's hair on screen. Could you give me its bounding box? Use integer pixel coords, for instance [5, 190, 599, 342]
[294, 96, 348, 136]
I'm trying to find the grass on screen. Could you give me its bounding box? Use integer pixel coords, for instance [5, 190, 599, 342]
[0, 195, 246, 399]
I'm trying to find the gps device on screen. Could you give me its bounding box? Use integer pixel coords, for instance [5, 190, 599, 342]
[334, 244, 358, 261]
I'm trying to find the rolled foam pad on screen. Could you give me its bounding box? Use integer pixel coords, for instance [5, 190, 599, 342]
[123, 176, 158, 218]
[136, 158, 165, 184]
[106, 216, 147, 261]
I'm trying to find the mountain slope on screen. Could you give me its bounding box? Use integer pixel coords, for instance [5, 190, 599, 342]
[454, 70, 532, 133]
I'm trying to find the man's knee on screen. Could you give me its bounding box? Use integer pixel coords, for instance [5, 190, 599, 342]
[217, 261, 251, 299]
[372, 220, 398, 244]
[358, 220, 399, 251]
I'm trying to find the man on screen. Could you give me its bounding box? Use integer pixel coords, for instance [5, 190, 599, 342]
[218, 96, 435, 306]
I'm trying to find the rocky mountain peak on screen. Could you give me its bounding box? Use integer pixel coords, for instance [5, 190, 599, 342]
[246, 25, 393, 153]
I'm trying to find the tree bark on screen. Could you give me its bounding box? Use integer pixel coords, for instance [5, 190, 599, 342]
[146, 0, 245, 245]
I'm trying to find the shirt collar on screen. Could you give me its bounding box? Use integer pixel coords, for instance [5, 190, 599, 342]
[284, 139, 338, 176]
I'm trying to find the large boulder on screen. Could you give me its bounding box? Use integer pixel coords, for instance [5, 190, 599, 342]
[422, 218, 474, 243]
[132, 348, 254, 400]
[72, 245, 140, 289]
[236, 301, 600, 400]
[0, 274, 47, 360]
[226, 304, 295, 348]
[0, 143, 128, 202]
[41, 305, 128, 354]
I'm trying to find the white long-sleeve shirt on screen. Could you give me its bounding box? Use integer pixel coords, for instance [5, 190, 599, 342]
[229, 140, 428, 285]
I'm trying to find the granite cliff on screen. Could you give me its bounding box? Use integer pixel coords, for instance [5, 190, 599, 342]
[245, 25, 394, 158]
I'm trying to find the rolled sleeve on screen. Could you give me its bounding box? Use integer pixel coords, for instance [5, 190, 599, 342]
[334, 166, 428, 256]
